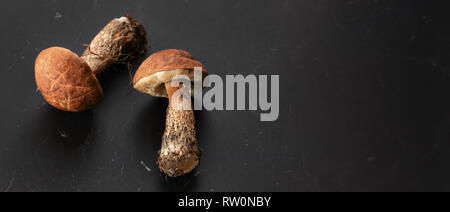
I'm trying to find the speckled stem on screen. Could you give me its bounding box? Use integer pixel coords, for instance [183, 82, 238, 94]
[80, 15, 147, 75]
[158, 82, 202, 177]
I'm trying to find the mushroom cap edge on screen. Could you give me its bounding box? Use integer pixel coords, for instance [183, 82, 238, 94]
[133, 49, 208, 98]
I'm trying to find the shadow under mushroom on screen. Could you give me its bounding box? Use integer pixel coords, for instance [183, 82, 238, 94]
[26, 105, 95, 151]
[13, 104, 98, 191]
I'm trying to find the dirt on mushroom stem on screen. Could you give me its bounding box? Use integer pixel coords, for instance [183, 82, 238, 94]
[80, 14, 147, 75]
[157, 82, 202, 177]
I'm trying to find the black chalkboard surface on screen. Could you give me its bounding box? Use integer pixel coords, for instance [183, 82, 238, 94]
[0, 0, 449, 192]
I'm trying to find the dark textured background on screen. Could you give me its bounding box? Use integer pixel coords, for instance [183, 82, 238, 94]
[1, 0, 450, 191]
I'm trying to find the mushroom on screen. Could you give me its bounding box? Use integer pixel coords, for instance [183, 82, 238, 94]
[133, 49, 207, 177]
[35, 15, 147, 112]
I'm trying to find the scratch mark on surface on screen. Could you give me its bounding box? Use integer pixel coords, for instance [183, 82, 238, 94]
[331, 9, 343, 31]
[114, 152, 125, 177]
[140, 161, 152, 172]
[70, 170, 77, 188]
[4, 171, 17, 192]
[7, 60, 18, 71]
[120, 161, 125, 176]
[78, 134, 93, 151]
[58, 130, 68, 138]
[54, 12, 62, 20]
[8, 52, 25, 71]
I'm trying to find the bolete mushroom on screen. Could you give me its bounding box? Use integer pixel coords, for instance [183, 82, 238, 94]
[35, 15, 147, 112]
[133, 49, 207, 177]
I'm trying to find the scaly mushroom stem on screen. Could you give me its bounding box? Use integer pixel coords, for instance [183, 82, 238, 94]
[81, 15, 147, 75]
[158, 82, 202, 177]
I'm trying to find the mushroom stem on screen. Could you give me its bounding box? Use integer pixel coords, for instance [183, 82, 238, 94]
[158, 82, 201, 177]
[81, 15, 147, 75]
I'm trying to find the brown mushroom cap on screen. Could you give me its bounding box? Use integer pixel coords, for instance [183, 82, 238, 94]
[35, 47, 103, 112]
[133, 49, 208, 98]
